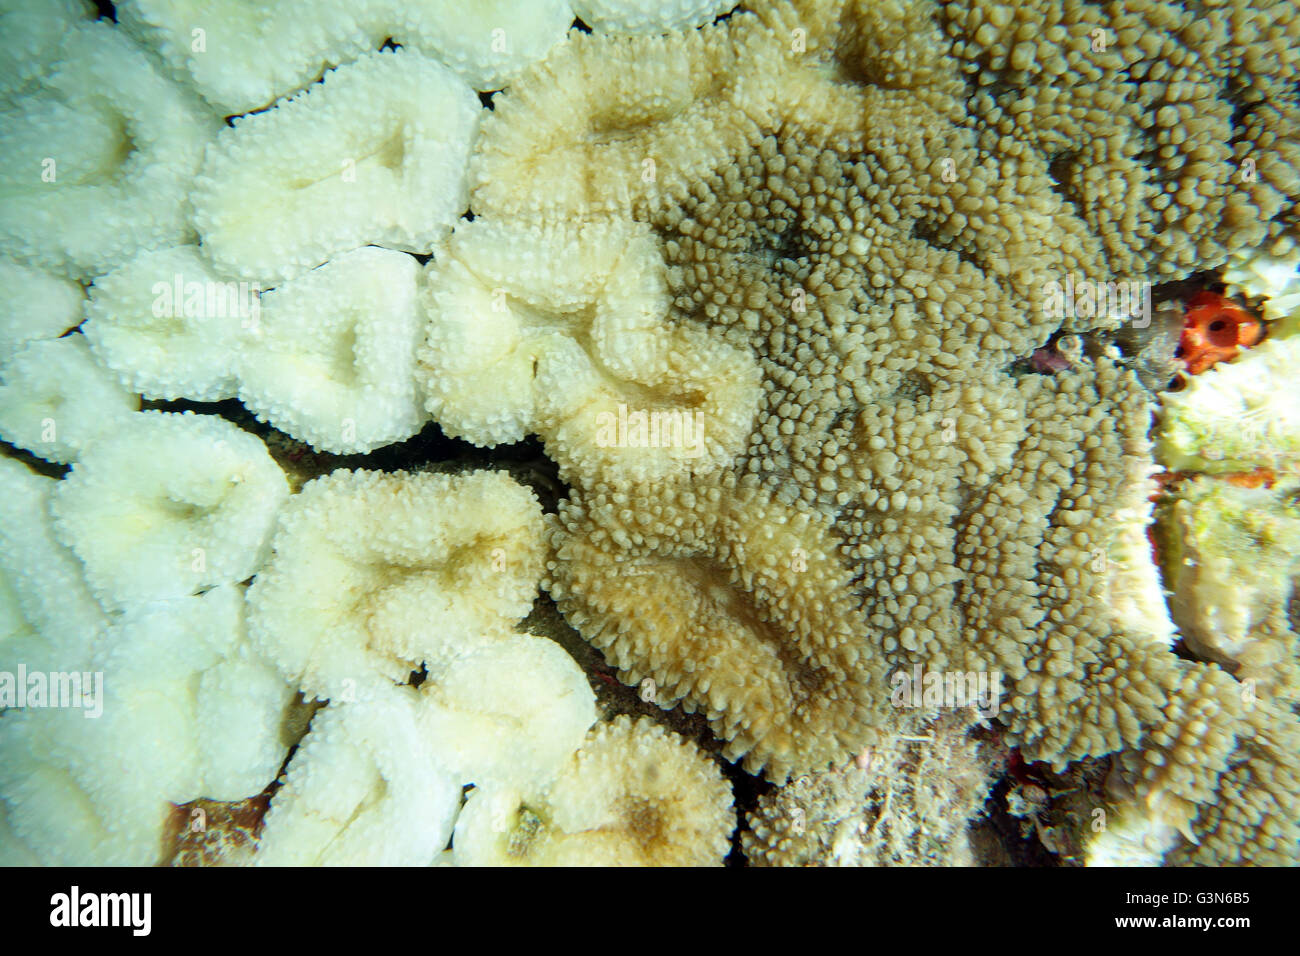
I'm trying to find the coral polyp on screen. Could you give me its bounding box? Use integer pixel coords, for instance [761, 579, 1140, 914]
[2, 0, 1299, 869]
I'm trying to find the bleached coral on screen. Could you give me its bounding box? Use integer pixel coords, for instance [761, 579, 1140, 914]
[83, 245, 247, 403]
[237, 247, 427, 454]
[0, 0, 93, 102]
[418, 217, 761, 483]
[453, 716, 734, 866]
[0, 456, 105, 672]
[417, 632, 596, 791]
[3, 0, 1300, 869]
[0, 22, 220, 278]
[118, 0, 572, 114]
[0, 333, 139, 463]
[469, 21, 777, 222]
[398, 0, 576, 93]
[0, 260, 84, 361]
[572, 0, 738, 34]
[253, 686, 460, 866]
[51, 412, 289, 610]
[85, 244, 428, 454]
[192, 47, 480, 285]
[246, 469, 546, 701]
[1, 586, 295, 866]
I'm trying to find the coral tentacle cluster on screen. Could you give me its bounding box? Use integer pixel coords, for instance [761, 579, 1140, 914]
[2, 0, 1300, 868]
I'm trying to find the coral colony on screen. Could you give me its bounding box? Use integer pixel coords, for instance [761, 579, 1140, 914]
[1, 0, 1298, 867]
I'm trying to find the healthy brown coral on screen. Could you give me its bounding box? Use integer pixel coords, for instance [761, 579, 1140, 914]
[546, 474, 883, 781]
[452, 0, 1300, 862]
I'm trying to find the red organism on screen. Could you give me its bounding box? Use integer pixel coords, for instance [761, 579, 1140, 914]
[1176, 291, 1264, 375]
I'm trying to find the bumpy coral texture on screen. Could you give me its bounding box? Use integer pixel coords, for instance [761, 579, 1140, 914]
[452, 715, 734, 866]
[118, 0, 573, 113]
[547, 475, 881, 781]
[253, 686, 460, 867]
[486, 0, 1300, 861]
[572, 0, 738, 34]
[0, 21, 219, 277]
[0, 333, 139, 463]
[417, 216, 761, 483]
[2, 0, 1297, 870]
[246, 468, 547, 701]
[192, 46, 480, 285]
[0, 261, 84, 361]
[50, 411, 289, 610]
[2, 584, 295, 866]
[743, 711, 996, 866]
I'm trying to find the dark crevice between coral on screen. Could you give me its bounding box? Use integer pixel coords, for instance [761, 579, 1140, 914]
[724, 763, 773, 866]
[976, 770, 1064, 867]
[0, 440, 69, 480]
[1046, 150, 1085, 216]
[137, 395, 567, 508]
[909, 216, 981, 272]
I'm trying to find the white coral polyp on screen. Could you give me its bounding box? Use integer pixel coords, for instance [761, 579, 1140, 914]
[236, 247, 426, 453]
[0, 22, 220, 279]
[254, 686, 460, 866]
[0, 260, 84, 362]
[406, 0, 576, 92]
[0, 0, 93, 102]
[418, 217, 760, 481]
[0, 457, 105, 672]
[418, 632, 597, 790]
[192, 47, 481, 285]
[246, 469, 546, 701]
[118, 0, 571, 115]
[572, 0, 737, 34]
[0, 586, 295, 866]
[51, 412, 289, 610]
[94, 586, 294, 801]
[0, 333, 139, 463]
[83, 245, 250, 402]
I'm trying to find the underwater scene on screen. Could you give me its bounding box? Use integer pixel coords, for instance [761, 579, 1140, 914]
[0, 0, 1298, 870]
